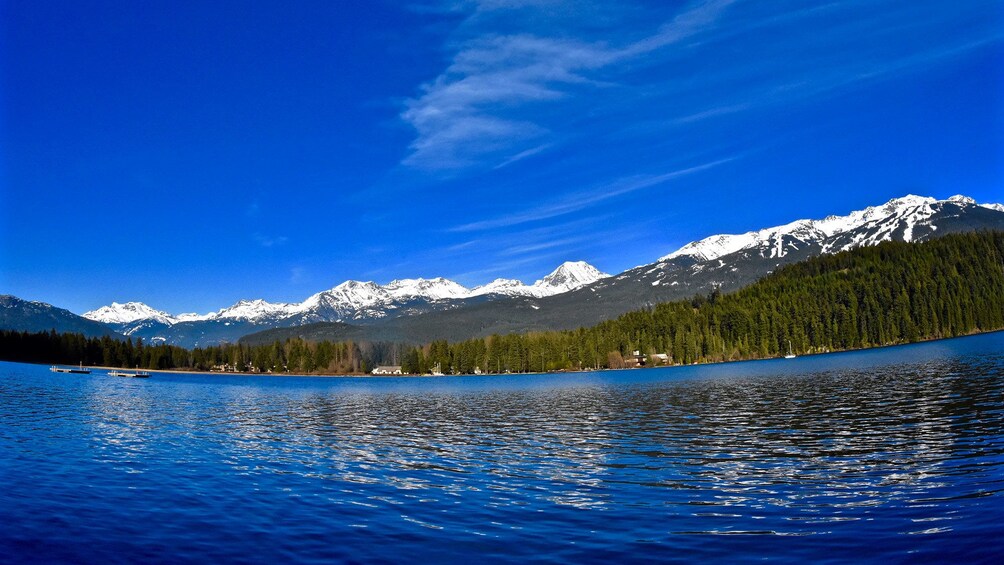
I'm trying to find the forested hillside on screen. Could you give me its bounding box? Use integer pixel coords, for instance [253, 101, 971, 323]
[4, 232, 1002, 374]
[395, 231, 1004, 373]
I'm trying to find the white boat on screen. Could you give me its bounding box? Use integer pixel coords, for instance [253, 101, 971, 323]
[107, 370, 150, 378]
[784, 340, 796, 359]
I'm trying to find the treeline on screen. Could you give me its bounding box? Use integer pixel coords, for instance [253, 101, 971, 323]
[0, 331, 190, 369]
[0, 329, 392, 374]
[2, 231, 1002, 375]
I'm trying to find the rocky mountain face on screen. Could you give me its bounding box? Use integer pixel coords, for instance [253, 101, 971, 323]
[0, 296, 118, 339]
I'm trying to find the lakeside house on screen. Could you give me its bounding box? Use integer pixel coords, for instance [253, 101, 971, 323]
[210, 363, 274, 374]
[626, 351, 646, 367]
[625, 351, 671, 368]
[650, 353, 670, 365]
[372, 365, 403, 375]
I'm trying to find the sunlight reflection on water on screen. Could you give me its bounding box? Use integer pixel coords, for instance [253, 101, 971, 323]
[1, 333, 1003, 562]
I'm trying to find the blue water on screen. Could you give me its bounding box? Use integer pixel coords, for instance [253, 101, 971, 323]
[2, 333, 1003, 563]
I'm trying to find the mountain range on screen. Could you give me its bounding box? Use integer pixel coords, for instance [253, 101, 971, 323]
[72, 261, 609, 347]
[4, 194, 1003, 348]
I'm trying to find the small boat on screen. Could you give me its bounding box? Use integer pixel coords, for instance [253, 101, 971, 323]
[107, 370, 151, 378]
[784, 340, 796, 359]
[50, 362, 91, 374]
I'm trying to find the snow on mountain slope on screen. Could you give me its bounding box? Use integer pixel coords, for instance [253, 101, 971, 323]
[470, 262, 610, 298]
[534, 261, 610, 294]
[85, 299, 299, 325]
[83, 302, 177, 325]
[294, 281, 395, 321]
[470, 278, 536, 297]
[384, 278, 471, 300]
[175, 312, 215, 322]
[85, 260, 611, 328]
[660, 194, 994, 263]
[214, 299, 300, 321]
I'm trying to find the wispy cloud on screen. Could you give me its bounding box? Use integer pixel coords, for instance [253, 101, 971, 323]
[400, 0, 1001, 171]
[401, 0, 736, 170]
[450, 156, 735, 231]
[499, 235, 591, 257]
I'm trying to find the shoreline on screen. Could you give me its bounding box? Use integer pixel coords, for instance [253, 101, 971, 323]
[33, 327, 1004, 380]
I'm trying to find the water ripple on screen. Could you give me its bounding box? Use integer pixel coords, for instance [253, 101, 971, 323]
[2, 333, 1004, 563]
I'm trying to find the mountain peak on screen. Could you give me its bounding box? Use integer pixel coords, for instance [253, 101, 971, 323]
[469, 278, 534, 297]
[334, 280, 379, 291]
[384, 277, 471, 300]
[83, 301, 175, 324]
[215, 298, 298, 321]
[948, 194, 976, 205]
[535, 261, 610, 293]
[883, 194, 936, 209]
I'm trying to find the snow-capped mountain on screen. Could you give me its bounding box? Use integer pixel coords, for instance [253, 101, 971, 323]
[79, 261, 610, 346]
[214, 299, 300, 321]
[469, 278, 531, 297]
[385, 278, 471, 301]
[469, 262, 610, 298]
[662, 195, 1001, 263]
[83, 302, 177, 325]
[535, 261, 608, 294]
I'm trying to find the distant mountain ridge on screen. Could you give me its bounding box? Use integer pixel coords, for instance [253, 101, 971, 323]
[3, 193, 1002, 348]
[77, 261, 610, 346]
[0, 295, 118, 338]
[83, 261, 609, 325]
[241, 193, 1004, 346]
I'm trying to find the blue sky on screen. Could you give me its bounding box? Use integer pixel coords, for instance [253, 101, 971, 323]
[2, 0, 1002, 315]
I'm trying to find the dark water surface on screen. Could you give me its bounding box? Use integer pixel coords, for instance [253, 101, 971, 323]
[2, 333, 1003, 563]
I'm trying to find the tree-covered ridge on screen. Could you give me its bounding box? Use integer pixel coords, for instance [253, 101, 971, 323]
[3, 232, 1002, 374]
[396, 231, 1004, 373]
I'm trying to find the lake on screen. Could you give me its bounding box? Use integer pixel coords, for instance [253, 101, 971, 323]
[2, 332, 1003, 563]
